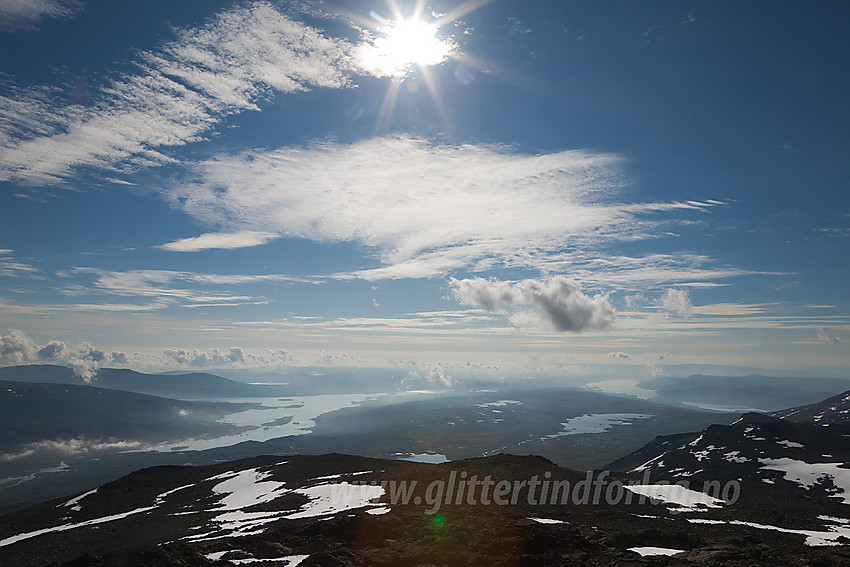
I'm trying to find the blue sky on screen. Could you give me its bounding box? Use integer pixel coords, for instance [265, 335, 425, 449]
[0, 0, 848, 382]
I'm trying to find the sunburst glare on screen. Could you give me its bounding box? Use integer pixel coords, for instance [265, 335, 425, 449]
[357, 17, 454, 78]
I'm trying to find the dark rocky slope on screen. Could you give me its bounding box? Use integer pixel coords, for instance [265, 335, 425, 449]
[2, 453, 849, 566]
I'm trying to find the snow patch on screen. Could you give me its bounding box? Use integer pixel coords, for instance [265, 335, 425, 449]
[61, 488, 97, 509]
[285, 482, 385, 519]
[0, 506, 156, 548]
[629, 546, 685, 556]
[156, 484, 195, 504]
[759, 458, 850, 503]
[630, 452, 666, 473]
[205, 552, 310, 565]
[692, 444, 722, 462]
[724, 451, 750, 463]
[688, 517, 850, 546]
[528, 517, 566, 524]
[624, 484, 724, 511]
[212, 468, 286, 511]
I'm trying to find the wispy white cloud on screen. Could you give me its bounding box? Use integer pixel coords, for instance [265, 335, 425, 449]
[167, 135, 729, 282]
[62, 302, 171, 312]
[0, 250, 40, 278]
[449, 276, 616, 332]
[0, 1, 355, 184]
[607, 351, 630, 359]
[61, 267, 315, 308]
[0, 0, 81, 32]
[690, 303, 774, 316]
[233, 309, 499, 333]
[529, 252, 764, 291]
[157, 230, 279, 252]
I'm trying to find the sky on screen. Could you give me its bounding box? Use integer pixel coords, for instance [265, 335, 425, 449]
[0, 0, 848, 382]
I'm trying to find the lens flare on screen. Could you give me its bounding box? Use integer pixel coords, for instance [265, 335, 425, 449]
[358, 18, 453, 78]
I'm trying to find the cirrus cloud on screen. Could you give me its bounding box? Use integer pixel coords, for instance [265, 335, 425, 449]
[0, 0, 81, 32]
[0, 1, 355, 184]
[157, 230, 279, 252]
[165, 135, 727, 281]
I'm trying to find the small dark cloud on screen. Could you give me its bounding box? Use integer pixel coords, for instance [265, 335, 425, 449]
[450, 276, 616, 333]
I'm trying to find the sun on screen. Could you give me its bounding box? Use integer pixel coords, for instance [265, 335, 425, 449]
[357, 17, 454, 78]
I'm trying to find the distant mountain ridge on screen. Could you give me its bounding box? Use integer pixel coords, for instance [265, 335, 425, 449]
[771, 390, 850, 424]
[0, 365, 285, 399]
[606, 390, 850, 505]
[638, 373, 850, 411]
[0, 380, 254, 456]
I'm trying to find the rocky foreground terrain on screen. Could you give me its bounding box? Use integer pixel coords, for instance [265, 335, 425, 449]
[1, 451, 849, 566]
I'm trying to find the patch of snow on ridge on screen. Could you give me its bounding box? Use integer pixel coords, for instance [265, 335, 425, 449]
[61, 488, 97, 510]
[232, 556, 310, 565]
[156, 484, 195, 504]
[311, 471, 372, 481]
[205, 552, 310, 565]
[210, 510, 284, 535]
[187, 475, 387, 541]
[724, 451, 750, 463]
[212, 468, 286, 511]
[819, 515, 850, 524]
[630, 452, 666, 473]
[759, 458, 850, 503]
[529, 517, 566, 524]
[285, 482, 385, 519]
[692, 445, 722, 461]
[183, 510, 290, 542]
[0, 506, 157, 548]
[777, 439, 804, 448]
[688, 517, 850, 547]
[624, 484, 724, 511]
[629, 547, 685, 556]
[688, 433, 705, 447]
